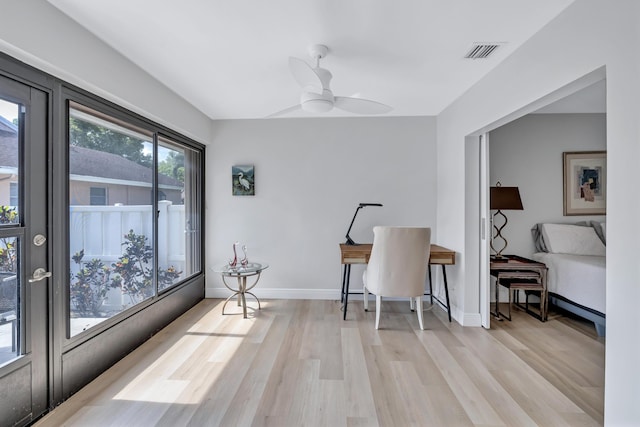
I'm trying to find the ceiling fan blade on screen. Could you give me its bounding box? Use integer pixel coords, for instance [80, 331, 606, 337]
[265, 104, 302, 118]
[289, 57, 323, 91]
[334, 96, 392, 114]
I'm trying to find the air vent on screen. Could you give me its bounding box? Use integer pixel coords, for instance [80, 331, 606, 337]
[464, 43, 502, 59]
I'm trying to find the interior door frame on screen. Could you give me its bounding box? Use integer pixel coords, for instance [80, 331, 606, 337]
[479, 133, 491, 328]
[470, 69, 607, 331]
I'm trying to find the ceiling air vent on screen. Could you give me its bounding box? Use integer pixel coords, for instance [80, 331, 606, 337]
[464, 43, 502, 59]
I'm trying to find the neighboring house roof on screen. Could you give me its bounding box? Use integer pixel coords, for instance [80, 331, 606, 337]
[69, 146, 182, 188]
[0, 123, 182, 188]
[0, 115, 17, 135]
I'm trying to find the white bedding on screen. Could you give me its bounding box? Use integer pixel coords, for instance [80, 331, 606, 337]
[531, 252, 606, 315]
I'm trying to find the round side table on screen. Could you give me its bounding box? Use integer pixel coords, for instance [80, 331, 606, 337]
[213, 262, 268, 318]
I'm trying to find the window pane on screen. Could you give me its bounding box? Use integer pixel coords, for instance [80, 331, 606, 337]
[1, 99, 21, 362]
[0, 235, 19, 364]
[157, 137, 201, 291]
[0, 99, 19, 225]
[68, 102, 155, 336]
[89, 187, 106, 206]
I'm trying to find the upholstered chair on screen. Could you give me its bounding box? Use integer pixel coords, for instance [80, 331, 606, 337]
[363, 226, 431, 330]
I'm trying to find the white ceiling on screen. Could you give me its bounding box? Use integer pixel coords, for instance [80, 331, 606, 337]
[47, 0, 575, 120]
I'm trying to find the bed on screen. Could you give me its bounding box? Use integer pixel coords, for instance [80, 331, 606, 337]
[530, 222, 606, 336]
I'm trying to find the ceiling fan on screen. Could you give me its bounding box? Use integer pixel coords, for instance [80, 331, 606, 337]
[268, 44, 393, 117]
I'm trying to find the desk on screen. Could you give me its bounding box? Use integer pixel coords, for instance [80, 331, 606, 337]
[340, 244, 456, 322]
[213, 262, 268, 319]
[490, 255, 547, 321]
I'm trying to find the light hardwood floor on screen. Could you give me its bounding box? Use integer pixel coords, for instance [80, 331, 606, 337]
[36, 298, 604, 426]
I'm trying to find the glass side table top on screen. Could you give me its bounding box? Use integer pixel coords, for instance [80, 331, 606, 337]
[212, 262, 269, 275]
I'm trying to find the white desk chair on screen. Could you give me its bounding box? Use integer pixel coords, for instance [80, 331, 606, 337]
[363, 226, 431, 330]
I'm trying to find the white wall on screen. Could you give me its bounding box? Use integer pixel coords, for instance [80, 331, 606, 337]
[205, 117, 437, 299]
[437, 1, 640, 423]
[489, 113, 606, 257]
[0, 1, 211, 144]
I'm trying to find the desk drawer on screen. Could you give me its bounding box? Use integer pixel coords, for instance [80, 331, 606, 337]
[342, 256, 369, 264]
[429, 254, 455, 265]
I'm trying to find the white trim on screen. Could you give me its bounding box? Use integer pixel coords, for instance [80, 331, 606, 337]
[461, 312, 482, 327]
[70, 174, 182, 190]
[479, 133, 491, 328]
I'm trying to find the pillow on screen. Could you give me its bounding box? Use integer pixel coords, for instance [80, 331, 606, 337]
[540, 223, 606, 256]
[589, 220, 606, 244]
[531, 223, 548, 252]
[531, 221, 593, 252]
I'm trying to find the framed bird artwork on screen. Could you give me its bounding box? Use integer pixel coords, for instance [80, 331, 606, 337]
[232, 165, 255, 196]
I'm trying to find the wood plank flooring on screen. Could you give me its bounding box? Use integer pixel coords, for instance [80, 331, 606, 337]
[35, 299, 604, 426]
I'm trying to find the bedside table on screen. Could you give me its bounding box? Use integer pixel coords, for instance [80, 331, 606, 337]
[490, 255, 548, 321]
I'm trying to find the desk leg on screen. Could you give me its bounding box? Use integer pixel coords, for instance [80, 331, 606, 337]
[442, 265, 452, 323]
[493, 276, 500, 318]
[427, 267, 434, 304]
[343, 264, 351, 320]
[427, 265, 452, 323]
[341, 265, 348, 303]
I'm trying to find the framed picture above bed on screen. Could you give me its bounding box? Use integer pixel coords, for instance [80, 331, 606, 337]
[563, 151, 606, 215]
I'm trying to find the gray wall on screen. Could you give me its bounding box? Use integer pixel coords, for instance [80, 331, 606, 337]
[206, 116, 438, 299]
[489, 113, 606, 257]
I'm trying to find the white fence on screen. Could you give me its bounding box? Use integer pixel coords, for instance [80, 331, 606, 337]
[69, 201, 186, 311]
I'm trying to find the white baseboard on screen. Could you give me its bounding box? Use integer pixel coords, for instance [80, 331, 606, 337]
[461, 312, 482, 327]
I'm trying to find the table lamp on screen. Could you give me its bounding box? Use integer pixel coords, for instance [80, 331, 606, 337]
[490, 182, 523, 259]
[345, 203, 383, 245]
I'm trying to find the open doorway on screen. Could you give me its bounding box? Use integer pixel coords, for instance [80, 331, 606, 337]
[470, 68, 607, 331]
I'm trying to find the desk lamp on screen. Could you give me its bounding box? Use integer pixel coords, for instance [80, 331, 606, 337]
[345, 203, 383, 245]
[490, 182, 523, 259]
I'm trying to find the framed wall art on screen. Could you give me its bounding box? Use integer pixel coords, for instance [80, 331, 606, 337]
[563, 151, 606, 215]
[232, 165, 255, 196]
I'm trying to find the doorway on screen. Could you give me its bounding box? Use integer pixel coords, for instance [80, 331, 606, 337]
[472, 69, 607, 329]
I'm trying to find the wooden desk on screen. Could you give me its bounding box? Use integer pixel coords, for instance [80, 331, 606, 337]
[339, 243, 456, 322]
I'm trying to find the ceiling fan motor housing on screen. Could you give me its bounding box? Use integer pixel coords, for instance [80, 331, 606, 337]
[300, 89, 334, 112]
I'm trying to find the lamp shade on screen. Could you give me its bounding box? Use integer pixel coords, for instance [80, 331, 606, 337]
[490, 186, 523, 210]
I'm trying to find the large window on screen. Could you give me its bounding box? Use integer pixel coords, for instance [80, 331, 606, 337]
[68, 102, 201, 337]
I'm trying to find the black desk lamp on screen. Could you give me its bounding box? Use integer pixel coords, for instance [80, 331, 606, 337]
[345, 203, 383, 245]
[490, 182, 523, 259]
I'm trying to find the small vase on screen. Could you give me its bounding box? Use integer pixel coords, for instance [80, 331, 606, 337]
[240, 245, 249, 267]
[228, 242, 239, 267]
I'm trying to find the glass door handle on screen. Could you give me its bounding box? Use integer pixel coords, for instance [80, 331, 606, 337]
[29, 268, 52, 283]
